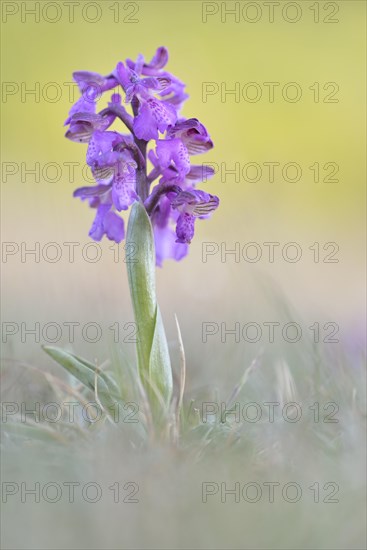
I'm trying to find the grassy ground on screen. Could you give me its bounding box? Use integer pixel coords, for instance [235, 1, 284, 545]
[1, 329, 366, 549]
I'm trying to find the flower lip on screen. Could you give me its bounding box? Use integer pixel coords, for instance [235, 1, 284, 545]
[133, 99, 177, 141]
[175, 212, 195, 244]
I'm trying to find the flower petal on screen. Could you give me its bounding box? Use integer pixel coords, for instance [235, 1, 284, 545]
[154, 224, 188, 266]
[146, 47, 169, 71]
[134, 98, 177, 140]
[64, 95, 96, 127]
[156, 139, 190, 179]
[116, 61, 133, 90]
[103, 211, 125, 242]
[133, 102, 159, 141]
[89, 204, 110, 241]
[73, 185, 111, 200]
[171, 189, 219, 217]
[112, 163, 137, 211]
[86, 130, 133, 171]
[73, 71, 118, 94]
[185, 165, 215, 185]
[175, 213, 195, 244]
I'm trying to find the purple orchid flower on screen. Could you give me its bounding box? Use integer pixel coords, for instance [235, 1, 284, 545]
[167, 118, 214, 154]
[65, 47, 219, 265]
[115, 59, 178, 140]
[65, 71, 118, 126]
[115, 49, 187, 141]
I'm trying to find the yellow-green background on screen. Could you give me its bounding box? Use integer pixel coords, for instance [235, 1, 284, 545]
[1, 1, 365, 376]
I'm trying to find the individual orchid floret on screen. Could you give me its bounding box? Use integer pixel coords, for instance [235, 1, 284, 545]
[115, 48, 188, 140]
[167, 118, 214, 154]
[148, 119, 213, 185]
[155, 138, 191, 181]
[73, 187, 125, 244]
[116, 60, 171, 103]
[65, 72, 118, 126]
[116, 61, 177, 140]
[133, 98, 177, 141]
[89, 202, 125, 243]
[171, 189, 219, 243]
[148, 149, 215, 188]
[145, 184, 219, 263]
[73, 70, 118, 95]
[65, 113, 112, 142]
[74, 130, 138, 214]
[150, 195, 188, 267]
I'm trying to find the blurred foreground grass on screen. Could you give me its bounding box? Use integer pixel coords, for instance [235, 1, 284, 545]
[1, 325, 366, 549]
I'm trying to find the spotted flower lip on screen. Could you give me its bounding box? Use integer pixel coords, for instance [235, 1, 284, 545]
[65, 46, 219, 265]
[133, 98, 177, 141]
[156, 138, 191, 180]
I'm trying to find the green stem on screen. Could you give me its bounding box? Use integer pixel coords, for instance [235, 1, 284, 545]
[120, 98, 173, 415]
[126, 203, 173, 411]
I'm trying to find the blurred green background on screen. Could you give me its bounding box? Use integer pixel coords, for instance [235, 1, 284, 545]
[1, 0, 366, 380]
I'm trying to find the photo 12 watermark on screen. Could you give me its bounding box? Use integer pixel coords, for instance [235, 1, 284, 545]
[201, 2, 340, 24]
[201, 321, 340, 344]
[202, 81, 340, 103]
[1, 320, 139, 344]
[1, 2, 140, 24]
[1, 400, 140, 425]
[200, 161, 340, 184]
[1, 480, 139, 504]
[2, 241, 139, 264]
[201, 481, 340, 503]
[197, 400, 339, 424]
[201, 241, 340, 263]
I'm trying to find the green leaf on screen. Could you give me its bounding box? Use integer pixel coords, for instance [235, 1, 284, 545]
[42, 346, 119, 418]
[2, 419, 69, 444]
[126, 201, 173, 406]
[149, 306, 172, 405]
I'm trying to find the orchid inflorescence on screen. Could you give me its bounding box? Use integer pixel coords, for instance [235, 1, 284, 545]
[65, 46, 219, 266]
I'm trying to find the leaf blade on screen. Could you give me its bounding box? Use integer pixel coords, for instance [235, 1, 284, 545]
[126, 201, 173, 405]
